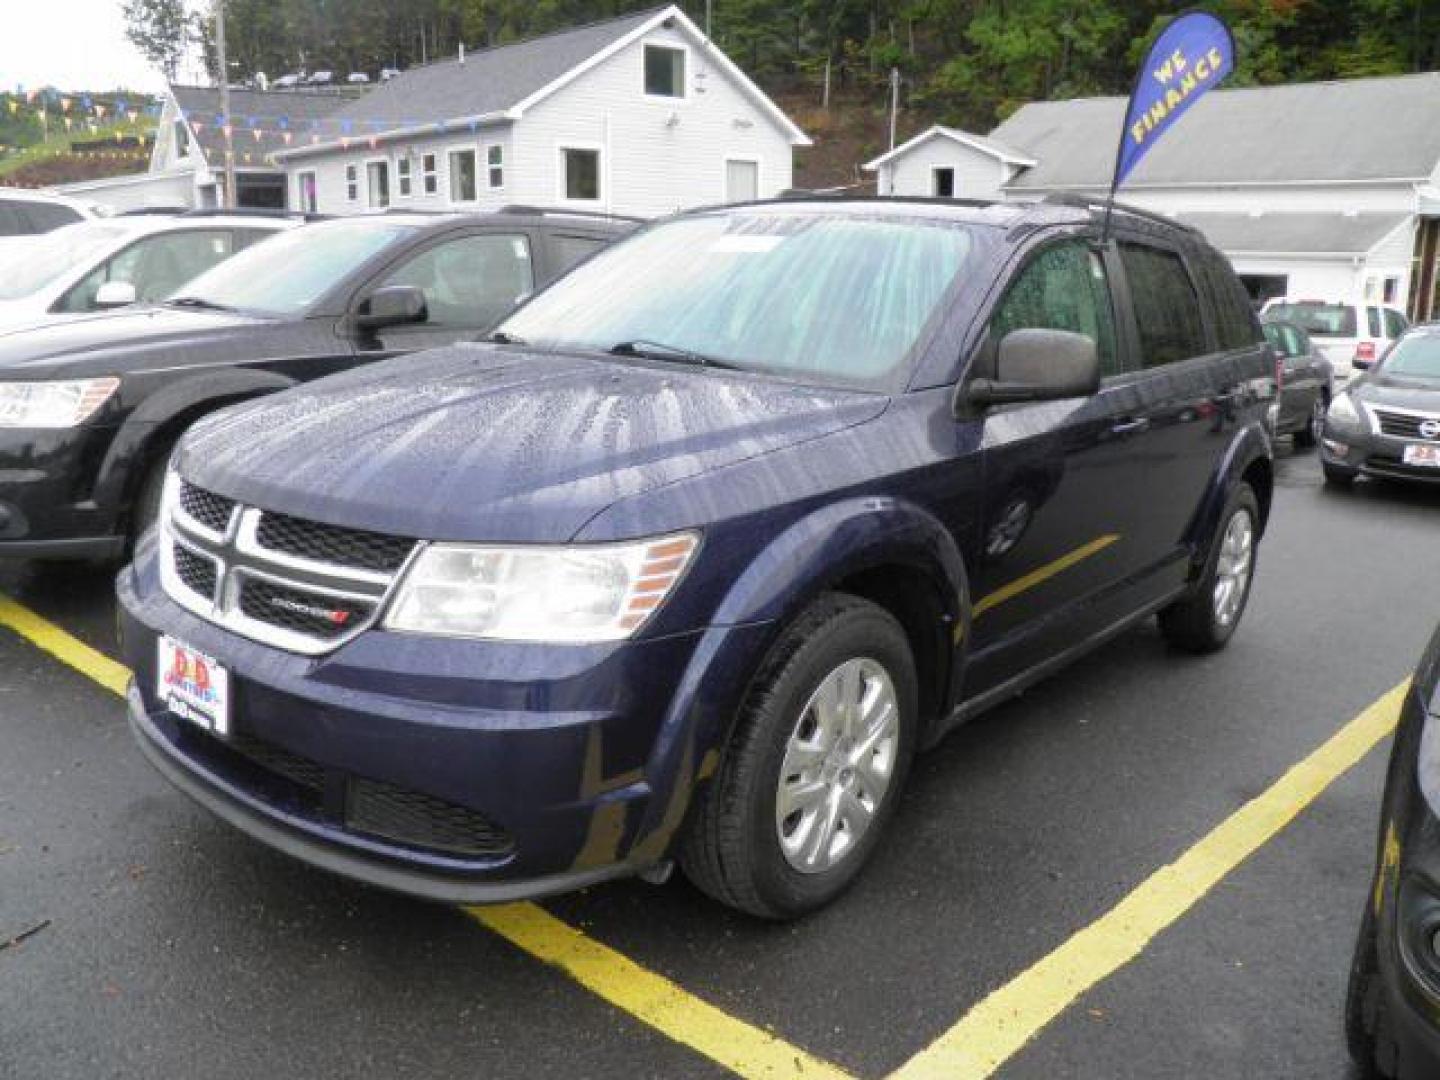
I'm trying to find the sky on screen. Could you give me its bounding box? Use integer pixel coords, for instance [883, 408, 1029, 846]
[1, 0, 181, 95]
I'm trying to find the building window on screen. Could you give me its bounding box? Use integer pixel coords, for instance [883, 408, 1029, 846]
[296, 170, 317, 213]
[449, 148, 477, 203]
[173, 119, 190, 158]
[345, 164, 358, 202]
[933, 168, 955, 198]
[422, 153, 438, 195]
[487, 144, 504, 189]
[644, 43, 686, 98]
[397, 157, 412, 198]
[366, 160, 390, 209]
[561, 147, 601, 202]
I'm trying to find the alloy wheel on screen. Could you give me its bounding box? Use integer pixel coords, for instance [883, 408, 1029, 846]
[1212, 508, 1254, 627]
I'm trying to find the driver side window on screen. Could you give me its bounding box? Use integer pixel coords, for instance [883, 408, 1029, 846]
[991, 242, 1120, 377]
[377, 233, 534, 330]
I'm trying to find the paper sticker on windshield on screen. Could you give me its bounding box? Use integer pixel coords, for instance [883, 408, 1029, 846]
[708, 235, 783, 254]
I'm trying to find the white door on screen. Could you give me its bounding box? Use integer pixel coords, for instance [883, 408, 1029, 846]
[725, 159, 759, 203]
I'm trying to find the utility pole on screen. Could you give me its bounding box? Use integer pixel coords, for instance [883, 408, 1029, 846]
[215, 0, 236, 209]
[888, 67, 899, 150]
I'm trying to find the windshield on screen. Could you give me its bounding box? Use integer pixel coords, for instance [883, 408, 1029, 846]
[498, 211, 976, 386]
[170, 218, 416, 317]
[1379, 333, 1440, 380]
[1265, 302, 1356, 337]
[0, 222, 129, 300]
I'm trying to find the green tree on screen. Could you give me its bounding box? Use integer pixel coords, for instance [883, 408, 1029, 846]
[122, 0, 191, 81]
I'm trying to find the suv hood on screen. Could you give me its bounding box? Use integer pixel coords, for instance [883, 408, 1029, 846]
[1352, 375, 1440, 411]
[177, 343, 888, 544]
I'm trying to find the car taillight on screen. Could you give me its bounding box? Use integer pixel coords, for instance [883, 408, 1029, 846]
[1356, 341, 1376, 363]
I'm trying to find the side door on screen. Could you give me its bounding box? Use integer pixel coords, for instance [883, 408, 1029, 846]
[1108, 238, 1263, 594]
[356, 229, 537, 355]
[963, 237, 1155, 696]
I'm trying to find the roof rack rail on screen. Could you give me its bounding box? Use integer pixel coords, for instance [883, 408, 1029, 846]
[116, 206, 191, 217]
[1037, 193, 1200, 234]
[495, 204, 646, 224]
[178, 207, 328, 222]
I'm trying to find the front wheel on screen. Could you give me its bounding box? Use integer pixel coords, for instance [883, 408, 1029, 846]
[679, 594, 917, 919]
[1159, 483, 1259, 653]
[1293, 393, 1325, 449]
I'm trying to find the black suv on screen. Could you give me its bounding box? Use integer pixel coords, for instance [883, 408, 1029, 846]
[120, 197, 1276, 918]
[0, 208, 634, 560]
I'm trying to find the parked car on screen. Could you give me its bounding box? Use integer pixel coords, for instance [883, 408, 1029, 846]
[1262, 297, 1409, 380]
[118, 197, 1275, 918]
[1262, 318, 1333, 448]
[0, 208, 633, 561]
[1346, 623, 1440, 1079]
[0, 188, 97, 239]
[306, 70, 334, 86]
[346, 72, 370, 84]
[0, 212, 295, 333]
[1320, 323, 1440, 487]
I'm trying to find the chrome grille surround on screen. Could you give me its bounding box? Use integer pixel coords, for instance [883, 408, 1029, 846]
[1373, 405, 1440, 442]
[159, 473, 419, 656]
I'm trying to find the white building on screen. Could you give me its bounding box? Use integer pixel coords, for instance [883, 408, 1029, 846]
[866, 73, 1440, 321]
[272, 6, 809, 218]
[864, 125, 1035, 203]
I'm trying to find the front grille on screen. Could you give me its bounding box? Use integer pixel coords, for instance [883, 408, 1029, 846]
[1374, 409, 1440, 440]
[346, 776, 515, 858]
[256, 511, 415, 573]
[179, 481, 236, 533]
[173, 545, 218, 601]
[238, 577, 375, 642]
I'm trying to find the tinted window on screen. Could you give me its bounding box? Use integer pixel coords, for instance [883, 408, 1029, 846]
[563, 149, 600, 201]
[992, 241, 1119, 377]
[379, 234, 534, 329]
[1262, 321, 1304, 358]
[1119, 243, 1207, 368]
[0, 202, 28, 236]
[1384, 308, 1408, 338]
[1195, 252, 1258, 350]
[551, 235, 605, 274]
[1266, 302, 1356, 337]
[500, 212, 976, 388]
[58, 229, 236, 312]
[23, 202, 83, 232]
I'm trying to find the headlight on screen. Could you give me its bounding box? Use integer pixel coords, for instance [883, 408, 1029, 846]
[0, 378, 120, 428]
[1327, 391, 1363, 428]
[384, 532, 699, 642]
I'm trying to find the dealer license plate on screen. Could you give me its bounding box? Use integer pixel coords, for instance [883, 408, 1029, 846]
[1403, 444, 1440, 468]
[157, 636, 230, 735]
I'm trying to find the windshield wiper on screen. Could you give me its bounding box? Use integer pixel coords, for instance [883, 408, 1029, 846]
[166, 296, 235, 312]
[486, 330, 527, 345]
[607, 339, 740, 370]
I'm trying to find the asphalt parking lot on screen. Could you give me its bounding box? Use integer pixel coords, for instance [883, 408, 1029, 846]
[3, 442, 1439, 1080]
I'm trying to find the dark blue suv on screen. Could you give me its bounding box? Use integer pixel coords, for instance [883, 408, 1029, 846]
[118, 197, 1275, 918]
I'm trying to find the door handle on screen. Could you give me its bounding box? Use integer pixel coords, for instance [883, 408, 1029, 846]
[1110, 417, 1150, 436]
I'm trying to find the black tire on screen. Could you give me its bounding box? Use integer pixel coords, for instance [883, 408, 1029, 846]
[130, 456, 169, 552]
[1158, 482, 1259, 654]
[679, 593, 918, 919]
[1345, 903, 1393, 1077]
[1325, 463, 1359, 488]
[1293, 392, 1325, 449]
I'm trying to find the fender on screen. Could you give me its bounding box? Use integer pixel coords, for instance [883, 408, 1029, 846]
[625, 497, 972, 860]
[1183, 418, 1273, 573]
[93, 368, 299, 516]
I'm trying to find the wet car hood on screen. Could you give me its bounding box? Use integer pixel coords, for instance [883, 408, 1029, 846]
[0, 304, 277, 377]
[1351, 374, 1440, 412]
[176, 343, 889, 544]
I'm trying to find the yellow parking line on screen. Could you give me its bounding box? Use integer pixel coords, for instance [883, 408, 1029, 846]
[0, 590, 852, 1080]
[888, 680, 1409, 1080]
[469, 904, 854, 1079]
[972, 534, 1119, 619]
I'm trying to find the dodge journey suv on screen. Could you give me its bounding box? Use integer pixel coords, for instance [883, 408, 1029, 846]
[118, 197, 1276, 918]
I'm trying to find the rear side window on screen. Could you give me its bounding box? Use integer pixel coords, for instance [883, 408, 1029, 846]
[1384, 309, 1408, 338]
[1195, 252, 1258, 351]
[1119, 243, 1207, 368]
[23, 202, 82, 232]
[1366, 307, 1382, 338]
[991, 241, 1120, 376]
[0, 202, 27, 236]
[551, 234, 606, 274]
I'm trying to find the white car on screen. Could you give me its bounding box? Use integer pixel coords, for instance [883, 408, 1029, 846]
[0, 213, 296, 333]
[1261, 297, 1410, 380]
[0, 188, 98, 239]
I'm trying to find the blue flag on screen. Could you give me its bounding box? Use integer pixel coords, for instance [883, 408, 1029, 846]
[1113, 12, 1234, 188]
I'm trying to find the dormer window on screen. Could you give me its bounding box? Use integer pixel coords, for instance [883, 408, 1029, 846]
[644, 43, 686, 98]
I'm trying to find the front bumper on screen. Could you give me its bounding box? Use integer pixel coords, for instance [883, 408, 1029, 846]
[0, 422, 127, 558]
[1320, 421, 1440, 485]
[118, 547, 770, 903]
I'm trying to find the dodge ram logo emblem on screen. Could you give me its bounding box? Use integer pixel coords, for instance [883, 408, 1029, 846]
[1421, 419, 1440, 440]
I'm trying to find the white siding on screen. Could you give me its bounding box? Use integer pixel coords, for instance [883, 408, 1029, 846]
[882, 135, 1010, 200]
[1229, 255, 1359, 299]
[285, 23, 796, 217]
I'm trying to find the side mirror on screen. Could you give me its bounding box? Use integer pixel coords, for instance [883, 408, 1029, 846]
[355, 285, 427, 331]
[94, 281, 138, 309]
[967, 329, 1100, 408]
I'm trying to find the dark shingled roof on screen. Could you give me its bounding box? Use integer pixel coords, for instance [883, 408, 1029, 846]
[172, 85, 357, 162]
[1175, 211, 1410, 255]
[326, 7, 663, 126]
[992, 72, 1440, 189]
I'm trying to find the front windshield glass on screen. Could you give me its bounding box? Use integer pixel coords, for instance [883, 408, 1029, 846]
[0, 222, 129, 300]
[170, 218, 416, 317]
[498, 211, 976, 386]
[1379, 333, 1440, 380]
